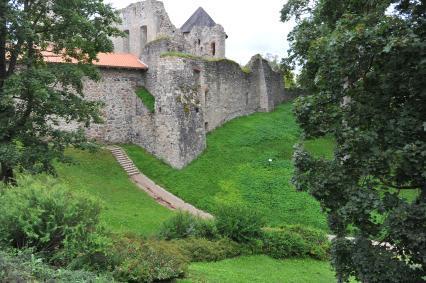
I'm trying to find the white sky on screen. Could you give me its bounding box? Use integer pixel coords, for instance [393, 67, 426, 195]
[106, 0, 294, 65]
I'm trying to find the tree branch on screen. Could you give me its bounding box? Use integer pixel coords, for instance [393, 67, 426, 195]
[379, 177, 421, 191]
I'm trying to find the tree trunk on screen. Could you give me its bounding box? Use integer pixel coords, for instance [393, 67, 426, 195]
[0, 0, 7, 88]
[0, 162, 15, 185]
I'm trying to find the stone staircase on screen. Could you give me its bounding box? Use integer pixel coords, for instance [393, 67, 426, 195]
[109, 146, 139, 176]
[107, 145, 213, 219]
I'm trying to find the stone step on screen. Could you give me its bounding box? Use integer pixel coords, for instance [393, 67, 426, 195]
[120, 162, 134, 167]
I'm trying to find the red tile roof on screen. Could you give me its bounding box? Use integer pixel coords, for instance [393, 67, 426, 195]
[42, 51, 148, 70]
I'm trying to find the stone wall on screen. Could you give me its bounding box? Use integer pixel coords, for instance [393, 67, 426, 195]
[111, 1, 227, 60]
[183, 25, 226, 59]
[82, 69, 145, 143]
[70, 0, 291, 169]
[63, 53, 289, 170]
[136, 55, 288, 167]
[111, 0, 176, 57]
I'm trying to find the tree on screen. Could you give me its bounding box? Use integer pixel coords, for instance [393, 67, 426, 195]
[0, 0, 122, 183]
[282, 0, 425, 282]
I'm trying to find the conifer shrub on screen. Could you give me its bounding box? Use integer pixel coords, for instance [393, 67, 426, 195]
[0, 249, 114, 282]
[173, 237, 242, 262]
[262, 226, 330, 260]
[0, 176, 111, 267]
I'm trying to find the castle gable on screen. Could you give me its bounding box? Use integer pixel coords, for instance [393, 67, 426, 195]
[181, 7, 217, 33]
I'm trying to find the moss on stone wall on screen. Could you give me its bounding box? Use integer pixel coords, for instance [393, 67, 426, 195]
[136, 87, 155, 113]
[160, 52, 252, 74]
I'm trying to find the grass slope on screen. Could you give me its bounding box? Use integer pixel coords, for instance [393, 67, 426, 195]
[179, 256, 338, 283]
[124, 102, 334, 230]
[136, 87, 155, 112]
[55, 149, 174, 236]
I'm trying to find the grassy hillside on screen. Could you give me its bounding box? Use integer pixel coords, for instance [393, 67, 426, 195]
[56, 149, 174, 236]
[179, 256, 338, 283]
[124, 102, 334, 230]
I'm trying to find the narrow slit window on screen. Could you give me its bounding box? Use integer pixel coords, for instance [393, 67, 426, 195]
[211, 42, 216, 56]
[140, 26, 147, 55]
[123, 30, 130, 53]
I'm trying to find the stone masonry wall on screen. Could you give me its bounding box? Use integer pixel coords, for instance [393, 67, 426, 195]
[111, 1, 227, 61]
[183, 25, 226, 59]
[111, 0, 177, 58]
[136, 55, 288, 167]
[82, 69, 145, 143]
[64, 54, 288, 169]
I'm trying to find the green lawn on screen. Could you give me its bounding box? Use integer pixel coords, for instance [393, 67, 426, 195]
[124, 102, 334, 231]
[179, 256, 339, 283]
[55, 149, 174, 236]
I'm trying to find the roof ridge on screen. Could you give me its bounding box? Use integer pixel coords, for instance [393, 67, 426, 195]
[181, 6, 216, 33]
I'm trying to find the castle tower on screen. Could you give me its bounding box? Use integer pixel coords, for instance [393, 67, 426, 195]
[180, 7, 227, 59]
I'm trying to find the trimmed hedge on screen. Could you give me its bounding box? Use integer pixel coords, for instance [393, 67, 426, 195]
[215, 205, 266, 244]
[173, 237, 242, 262]
[262, 226, 330, 260]
[111, 236, 188, 282]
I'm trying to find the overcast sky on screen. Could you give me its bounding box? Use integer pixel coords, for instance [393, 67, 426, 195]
[106, 0, 294, 65]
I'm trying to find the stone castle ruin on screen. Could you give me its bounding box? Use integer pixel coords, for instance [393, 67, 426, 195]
[68, 0, 290, 168]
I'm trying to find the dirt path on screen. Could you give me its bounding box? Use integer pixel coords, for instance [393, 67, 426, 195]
[107, 146, 213, 219]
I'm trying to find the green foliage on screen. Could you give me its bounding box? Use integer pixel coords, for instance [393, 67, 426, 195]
[124, 103, 330, 231]
[215, 205, 266, 244]
[0, 0, 122, 183]
[262, 226, 329, 260]
[173, 238, 241, 262]
[0, 176, 110, 266]
[0, 249, 114, 283]
[136, 87, 155, 113]
[56, 149, 174, 236]
[161, 51, 202, 60]
[284, 71, 297, 89]
[283, 0, 426, 281]
[158, 212, 218, 240]
[112, 236, 188, 283]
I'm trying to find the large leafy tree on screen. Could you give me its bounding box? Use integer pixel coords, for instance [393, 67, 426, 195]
[0, 0, 121, 183]
[282, 0, 425, 282]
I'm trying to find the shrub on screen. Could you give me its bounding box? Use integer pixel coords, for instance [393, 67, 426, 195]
[215, 205, 266, 243]
[0, 176, 111, 266]
[262, 226, 330, 260]
[157, 212, 218, 240]
[0, 249, 114, 282]
[112, 236, 188, 282]
[173, 237, 241, 262]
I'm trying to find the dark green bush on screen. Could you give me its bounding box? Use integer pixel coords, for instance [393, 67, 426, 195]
[157, 212, 218, 240]
[0, 176, 111, 266]
[173, 237, 241, 262]
[215, 205, 266, 243]
[112, 236, 188, 282]
[0, 249, 114, 282]
[262, 226, 330, 260]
